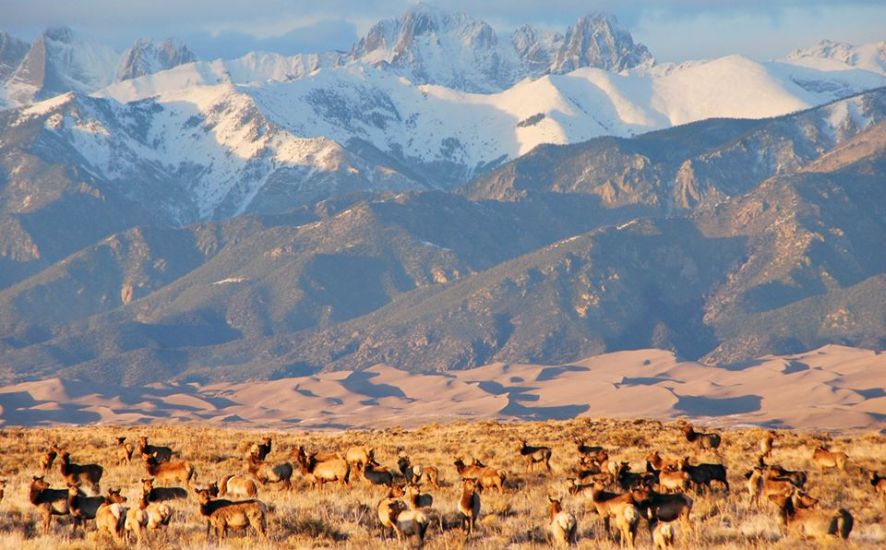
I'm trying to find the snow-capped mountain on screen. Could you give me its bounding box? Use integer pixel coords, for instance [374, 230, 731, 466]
[3, 27, 118, 106]
[116, 38, 197, 81]
[549, 13, 653, 73]
[787, 40, 886, 75]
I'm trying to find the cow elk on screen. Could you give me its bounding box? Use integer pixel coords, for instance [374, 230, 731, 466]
[195, 486, 268, 541]
[29, 476, 71, 534]
[682, 424, 721, 450]
[589, 480, 639, 547]
[59, 452, 103, 494]
[548, 496, 577, 546]
[453, 457, 506, 494]
[769, 491, 853, 540]
[518, 440, 552, 473]
[458, 478, 481, 535]
[295, 446, 350, 490]
[247, 453, 293, 490]
[40, 448, 58, 474]
[219, 474, 259, 498]
[137, 436, 173, 463]
[679, 457, 729, 493]
[116, 436, 134, 465]
[68, 483, 111, 531]
[142, 477, 188, 502]
[143, 453, 196, 486]
[811, 446, 847, 471]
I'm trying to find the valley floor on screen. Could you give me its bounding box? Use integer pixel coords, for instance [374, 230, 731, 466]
[0, 418, 883, 548]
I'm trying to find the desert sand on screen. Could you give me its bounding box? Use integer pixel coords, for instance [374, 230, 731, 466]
[0, 345, 883, 430]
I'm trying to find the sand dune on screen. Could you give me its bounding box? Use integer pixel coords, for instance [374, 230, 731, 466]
[0, 345, 883, 430]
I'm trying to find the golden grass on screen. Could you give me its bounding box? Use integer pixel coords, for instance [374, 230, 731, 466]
[0, 418, 883, 548]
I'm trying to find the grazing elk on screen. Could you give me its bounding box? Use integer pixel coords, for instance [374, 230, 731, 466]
[346, 445, 375, 471]
[548, 496, 578, 546]
[769, 491, 853, 540]
[812, 446, 847, 471]
[59, 452, 103, 494]
[29, 476, 71, 534]
[125, 493, 172, 542]
[143, 452, 196, 486]
[141, 477, 188, 502]
[116, 436, 134, 465]
[682, 424, 721, 451]
[219, 474, 259, 498]
[247, 453, 293, 490]
[95, 489, 128, 542]
[679, 457, 729, 493]
[137, 436, 173, 463]
[40, 448, 59, 474]
[294, 446, 350, 489]
[453, 457, 506, 494]
[249, 437, 272, 461]
[195, 486, 268, 541]
[518, 440, 552, 473]
[458, 478, 481, 535]
[588, 480, 639, 547]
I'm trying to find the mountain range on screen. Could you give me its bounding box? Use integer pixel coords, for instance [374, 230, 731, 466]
[0, 4, 885, 385]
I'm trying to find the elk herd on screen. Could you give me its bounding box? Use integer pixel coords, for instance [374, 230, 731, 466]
[2, 421, 884, 548]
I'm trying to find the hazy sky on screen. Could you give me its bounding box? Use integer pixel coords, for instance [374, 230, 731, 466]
[3, 0, 884, 62]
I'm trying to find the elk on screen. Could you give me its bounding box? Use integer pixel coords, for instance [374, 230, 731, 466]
[615, 462, 656, 491]
[59, 452, 103, 494]
[29, 476, 71, 534]
[458, 478, 481, 535]
[679, 457, 729, 493]
[346, 445, 375, 471]
[40, 448, 58, 474]
[631, 486, 693, 541]
[247, 454, 293, 490]
[195, 486, 268, 541]
[413, 464, 440, 489]
[588, 480, 639, 547]
[682, 424, 721, 450]
[68, 483, 110, 531]
[760, 431, 776, 458]
[141, 477, 188, 502]
[116, 436, 134, 465]
[294, 446, 350, 489]
[143, 452, 196, 486]
[137, 436, 173, 463]
[811, 446, 847, 471]
[575, 438, 608, 462]
[125, 493, 172, 542]
[391, 488, 431, 547]
[453, 457, 505, 494]
[653, 522, 675, 549]
[870, 472, 886, 510]
[95, 489, 128, 542]
[377, 485, 406, 540]
[657, 469, 691, 494]
[518, 440, 552, 473]
[548, 496, 578, 546]
[757, 456, 808, 488]
[219, 474, 259, 498]
[645, 451, 680, 473]
[249, 437, 272, 461]
[405, 483, 433, 509]
[362, 459, 395, 487]
[769, 491, 853, 540]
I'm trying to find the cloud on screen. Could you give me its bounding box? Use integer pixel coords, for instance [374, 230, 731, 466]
[185, 20, 359, 60]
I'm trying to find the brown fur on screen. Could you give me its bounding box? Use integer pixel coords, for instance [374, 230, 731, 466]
[453, 457, 506, 494]
[137, 436, 173, 462]
[219, 474, 259, 498]
[812, 446, 847, 471]
[196, 487, 267, 541]
[39, 448, 58, 474]
[125, 493, 172, 542]
[682, 424, 721, 450]
[346, 446, 375, 471]
[548, 496, 578, 546]
[458, 478, 481, 535]
[518, 440, 552, 472]
[141, 477, 189, 502]
[247, 454, 293, 490]
[116, 436, 134, 465]
[295, 446, 350, 489]
[143, 453, 196, 486]
[59, 452, 103, 493]
[589, 481, 639, 546]
[29, 476, 71, 534]
[870, 472, 886, 510]
[769, 492, 853, 540]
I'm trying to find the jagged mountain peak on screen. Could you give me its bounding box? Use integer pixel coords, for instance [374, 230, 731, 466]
[551, 12, 654, 73]
[786, 39, 886, 75]
[116, 37, 197, 81]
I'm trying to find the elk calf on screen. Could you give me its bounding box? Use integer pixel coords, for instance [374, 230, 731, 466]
[548, 496, 578, 546]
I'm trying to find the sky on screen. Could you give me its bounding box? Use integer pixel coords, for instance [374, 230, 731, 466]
[2, 0, 884, 62]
